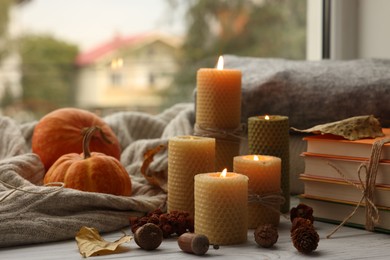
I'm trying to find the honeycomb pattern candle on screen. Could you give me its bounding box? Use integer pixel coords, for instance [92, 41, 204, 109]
[233, 155, 281, 228]
[248, 115, 290, 213]
[194, 169, 248, 245]
[168, 135, 215, 217]
[215, 139, 240, 172]
[195, 56, 242, 171]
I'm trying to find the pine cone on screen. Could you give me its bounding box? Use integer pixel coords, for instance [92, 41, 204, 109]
[290, 203, 314, 223]
[291, 225, 319, 254]
[254, 224, 278, 248]
[291, 217, 313, 232]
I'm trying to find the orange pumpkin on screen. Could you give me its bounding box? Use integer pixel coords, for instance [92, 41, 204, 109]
[44, 126, 131, 196]
[32, 108, 121, 171]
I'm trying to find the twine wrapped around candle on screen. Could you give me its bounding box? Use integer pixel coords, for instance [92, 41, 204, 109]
[194, 123, 245, 171]
[326, 137, 390, 238]
[248, 190, 286, 213]
[193, 123, 246, 142]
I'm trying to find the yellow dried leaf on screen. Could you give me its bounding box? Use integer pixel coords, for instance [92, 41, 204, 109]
[291, 115, 384, 140]
[75, 226, 132, 258]
[140, 144, 167, 191]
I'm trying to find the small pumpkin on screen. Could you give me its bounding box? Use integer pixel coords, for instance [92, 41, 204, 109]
[44, 126, 132, 196]
[32, 108, 121, 171]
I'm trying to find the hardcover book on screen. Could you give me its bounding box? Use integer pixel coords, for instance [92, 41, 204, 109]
[300, 174, 390, 208]
[301, 153, 390, 185]
[299, 195, 390, 233]
[303, 128, 390, 160]
[299, 127, 390, 233]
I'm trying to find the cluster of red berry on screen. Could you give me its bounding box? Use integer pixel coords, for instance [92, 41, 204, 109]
[130, 209, 194, 238]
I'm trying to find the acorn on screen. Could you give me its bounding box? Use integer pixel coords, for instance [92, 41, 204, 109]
[177, 233, 219, 255]
[134, 223, 163, 250]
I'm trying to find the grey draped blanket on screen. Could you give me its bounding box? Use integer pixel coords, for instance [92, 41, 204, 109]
[1, 56, 389, 248]
[223, 55, 390, 128]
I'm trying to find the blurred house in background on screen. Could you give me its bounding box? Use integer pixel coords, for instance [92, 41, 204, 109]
[75, 32, 181, 115]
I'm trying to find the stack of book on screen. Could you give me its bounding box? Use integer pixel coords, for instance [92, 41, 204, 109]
[298, 128, 390, 233]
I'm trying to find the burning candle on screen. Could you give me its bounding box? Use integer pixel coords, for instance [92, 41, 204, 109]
[233, 155, 281, 228]
[195, 56, 242, 171]
[196, 56, 241, 129]
[194, 169, 248, 245]
[168, 135, 215, 217]
[248, 115, 290, 213]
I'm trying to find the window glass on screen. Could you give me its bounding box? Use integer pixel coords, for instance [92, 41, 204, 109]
[0, 0, 306, 121]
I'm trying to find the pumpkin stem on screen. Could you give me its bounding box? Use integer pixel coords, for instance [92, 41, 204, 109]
[81, 126, 113, 144]
[82, 126, 112, 159]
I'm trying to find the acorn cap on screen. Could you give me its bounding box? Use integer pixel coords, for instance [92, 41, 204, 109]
[191, 234, 210, 255]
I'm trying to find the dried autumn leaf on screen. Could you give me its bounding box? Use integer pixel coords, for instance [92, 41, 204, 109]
[291, 115, 384, 141]
[140, 144, 167, 191]
[75, 226, 132, 258]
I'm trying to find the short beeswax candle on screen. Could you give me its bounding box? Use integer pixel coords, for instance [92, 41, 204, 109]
[194, 169, 248, 245]
[168, 135, 215, 216]
[248, 115, 290, 213]
[234, 155, 281, 228]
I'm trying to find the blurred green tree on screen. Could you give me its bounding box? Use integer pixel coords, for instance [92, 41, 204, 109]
[19, 34, 79, 117]
[0, 0, 31, 60]
[162, 0, 306, 107]
[0, 0, 30, 118]
[1, 0, 77, 119]
[0, 83, 14, 109]
[0, 0, 13, 60]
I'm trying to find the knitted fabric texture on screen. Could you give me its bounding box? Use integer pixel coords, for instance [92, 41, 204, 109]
[0, 103, 193, 247]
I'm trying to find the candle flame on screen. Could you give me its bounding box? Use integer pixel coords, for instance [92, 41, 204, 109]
[217, 56, 224, 70]
[254, 155, 259, 161]
[220, 168, 227, 177]
[265, 115, 270, 120]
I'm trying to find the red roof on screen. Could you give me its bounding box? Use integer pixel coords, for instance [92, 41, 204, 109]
[75, 32, 155, 66]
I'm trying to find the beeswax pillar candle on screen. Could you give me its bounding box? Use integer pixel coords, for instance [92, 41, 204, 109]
[195, 56, 242, 171]
[196, 67, 241, 129]
[168, 136, 215, 216]
[248, 115, 290, 213]
[233, 155, 281, 228]
[214, 139, 240, 172]
[194, 170, 248, 245]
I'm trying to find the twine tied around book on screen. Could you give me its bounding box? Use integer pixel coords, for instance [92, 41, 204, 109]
[193, 123, 246, 143]
[248, 189, 286, 217]
[326, 137, 390, 238]
[0, 179, 64, 204]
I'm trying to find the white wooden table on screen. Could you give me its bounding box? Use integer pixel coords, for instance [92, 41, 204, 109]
[1, 199, 389, 260]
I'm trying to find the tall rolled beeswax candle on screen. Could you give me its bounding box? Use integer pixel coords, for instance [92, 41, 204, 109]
[195, 56, 242, 171]
[234, 155, 281, 228]
[215, 139, 240, 172]
[168, 136, 215, 216]
[248, 115, 290, 213]
[194, 170, 248, 245]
